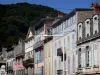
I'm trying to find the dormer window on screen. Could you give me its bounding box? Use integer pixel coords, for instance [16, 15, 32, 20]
[93, 15, 99, 34]
[86, 21, 89, 24]
[85, 19, 90, 37]
[78, 23, 82, 40]
[94, 17, 97, 20]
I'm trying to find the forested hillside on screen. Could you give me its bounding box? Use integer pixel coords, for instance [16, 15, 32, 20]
[0, 2, 62, 48]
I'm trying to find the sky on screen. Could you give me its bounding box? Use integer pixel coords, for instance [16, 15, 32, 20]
[0, 0, 96, 13]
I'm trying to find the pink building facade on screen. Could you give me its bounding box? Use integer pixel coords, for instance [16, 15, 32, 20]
[14, 40, 25, 75]
[14, 57, 24, 75]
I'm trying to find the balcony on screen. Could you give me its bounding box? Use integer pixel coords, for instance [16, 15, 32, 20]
[23, 57, 34, 67]
[57, 70, 63, 75]
[77, 64, 82, 70]
[44, 36, 53, 43]
[34, 73, 43, 75]
[33, 40, 43, 50]
[93, 65, 99, 68]
[7, 54, 14, 59]
[0, 60, 6, 67]
[6, 66, 13, 72]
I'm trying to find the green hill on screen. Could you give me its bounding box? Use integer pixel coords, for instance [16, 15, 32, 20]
[0, 2, 63, 47]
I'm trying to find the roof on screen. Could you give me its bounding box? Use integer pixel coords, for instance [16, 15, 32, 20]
[6, 47, 14, 51]
[25, 17, 61, 40]
[32, 17, 63, 30]
[52, 8, 93, 28]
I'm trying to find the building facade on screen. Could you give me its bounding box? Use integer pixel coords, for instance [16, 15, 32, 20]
[77, 14, 100, 75]
[6, 47, 15, 75]
[76, 2, 100, 75]
[14, 40, 25, 75]
[43, 17, 56, 75]
[24, 27, 34, 75]
[44, 37, 53, 75]
[33, 18, 55, 75]
[0, 50, 6, 75]
[52, 8, 94, 75]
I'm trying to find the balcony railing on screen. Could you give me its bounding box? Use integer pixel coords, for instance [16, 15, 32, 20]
[44, 36, 53, 43]
[23, 57, 34, 67]
[0, 60, 6, 67]
[7, 54, 14, 59]
[57, 70, 63, 75]
[6, 66, 13, 72]
[33, 40, 43, 50]
[34, 73, 43, 75]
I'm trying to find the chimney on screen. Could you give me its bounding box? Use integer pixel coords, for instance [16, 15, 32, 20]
[58, 12, 64, 17]
[91, 1, 100, 14]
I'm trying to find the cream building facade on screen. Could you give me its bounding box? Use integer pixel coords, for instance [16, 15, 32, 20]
[44, 37, 53, 75]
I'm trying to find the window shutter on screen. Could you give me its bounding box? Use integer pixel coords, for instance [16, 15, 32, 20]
[89, 47, 92, 66]
[81, 48, 84, 67]
[94, 44, 98, 65]
[68, 56, 70, 74]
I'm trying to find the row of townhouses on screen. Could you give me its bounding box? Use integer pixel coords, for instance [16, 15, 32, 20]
[0, 2, 100, 75]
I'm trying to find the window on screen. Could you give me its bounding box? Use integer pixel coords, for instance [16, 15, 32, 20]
[63, 21, 66, 29]
[68, 19, 70, 26]
[70, 17, 73, 24]
[61, 23, 63, 30]
[64, 38, 65, 47]
[59, 58, 61, 69]
[86, 46, 90, 67]
[18, 59, 20, 65]
[25, 68, 28, 74]
[30, 51, 33, 58]
[93, 44, 98, 65]
[93, 15, 99, 34]
[72, 34, 75, 48]
[32, 68, 34, 75]
[68, 56, 70, 74]
[35, 52, 37, 64]
[65, 20, 68, 28]
[73, 15, 76, 23]
[78, 48, 81, 68]
[49, 62, 51, 75]
[55, 28, 57, 34]
[57, 26, 59, 33]
[59, 40, 61, 47]
[55, 43, 56, 55]
[85, 19, 90, 37]
[1, 72, 5, 75]
[73, 55, 75, 73]
[55, 59, 57, 75]
[48, 48, 50, 57]
[67, 36, 70, 50]
[78, 23, 82, 40]
[40, 50, 43, 62]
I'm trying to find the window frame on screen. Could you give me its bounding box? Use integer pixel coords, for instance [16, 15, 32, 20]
[86, 46, 90, 67]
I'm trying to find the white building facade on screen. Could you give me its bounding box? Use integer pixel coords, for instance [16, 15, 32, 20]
[77, 14, 100, 75]
[52, 8, 94, 75]
[24, 27, 34, 75]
